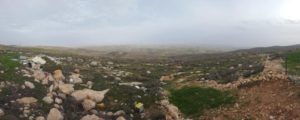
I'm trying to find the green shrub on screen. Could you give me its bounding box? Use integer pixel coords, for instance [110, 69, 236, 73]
[169, 87, 236, 117]
[287, 50, 300, 75]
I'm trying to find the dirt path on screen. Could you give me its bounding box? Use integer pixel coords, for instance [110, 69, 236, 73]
[200, 59, 300, 120]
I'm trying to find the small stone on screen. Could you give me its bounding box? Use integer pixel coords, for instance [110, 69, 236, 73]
[23, 109, 30, 114]
[82, 99, 96, 111]
[42, 96, 53, 104]
[107, 112, 113, 116]
[116, 116, 126, 120]
[24, 81, 35, 89]
[47, 108, 63, 120]
[57, 93, 66, 99]
[55, 98, 63, 104]
[53, 70, 65, 81]
[0, 108, 5, 117]
[54, 104, 60, 109]
[17, 97, 38, 105]
[80, 114, 103, 120]
[90, 109, 98, 115]
[90, 61, 98, 67]
[97, 103, 105, 110]
[35, 116, 45, 120]
[41, 79, 48, 85]
[74, 69, 80, 73]
[71, 89, 109, 102]
[21, 85, 26, 89]
[58, 84, 74, 95]
[114, 110, 125, 116]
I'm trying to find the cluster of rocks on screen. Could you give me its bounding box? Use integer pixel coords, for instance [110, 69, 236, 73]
[0, 55, 127, 120]
[192, 59, 287, 90]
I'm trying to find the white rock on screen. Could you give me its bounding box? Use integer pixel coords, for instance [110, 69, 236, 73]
[71, 89, 109, 102]
[69, 74, 83, 84]
[80, 114, 102, 120]
[42, 96, 53, 104]
[0, 108, 4, 117]
[114, 110, 125, 116]
[82, 99, 96, 111]
[90, 61, 98, 67]
[47, 108, 63, 120]
[55, 98, 63, 104]
[16, 97, 37, 105]
[33, 70, 46, 80]
[49, 85, 54, 93]
[41, 79, 48, 85]
[118, 82, 142, 86]
[24, 81, 35, 89]
[86, 81, 93, 88]
[53, 70, 65, 81]
[57, 93, 66, 99]
[58, 84, 74, 95]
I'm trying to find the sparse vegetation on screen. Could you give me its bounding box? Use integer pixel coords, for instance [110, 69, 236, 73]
[169, 87, 236, 117]
[287, 50, 300, 75]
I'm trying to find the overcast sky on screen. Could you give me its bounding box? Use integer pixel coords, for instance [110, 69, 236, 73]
[1, 0, 300, 47]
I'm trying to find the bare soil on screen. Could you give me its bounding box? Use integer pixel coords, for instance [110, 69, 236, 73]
[200, 59, 300, 120]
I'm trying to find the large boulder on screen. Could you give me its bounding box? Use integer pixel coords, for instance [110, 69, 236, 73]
[47, 108, 64, 120]
[58, 84, 74, 95]
[82, 99, 96, 111]
[16, 97, 37, 105]
[53, 70, 65, 81]
[71, 89, 109, 102]
[80, 114, 103, 120]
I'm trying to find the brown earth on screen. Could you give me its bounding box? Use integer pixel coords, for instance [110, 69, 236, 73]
[199, 59, 300, 120]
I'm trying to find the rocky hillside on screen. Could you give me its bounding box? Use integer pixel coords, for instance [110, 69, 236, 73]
[0, 45, 300, 120]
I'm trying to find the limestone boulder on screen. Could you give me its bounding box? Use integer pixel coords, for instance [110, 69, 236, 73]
[71, 89, 109, 102]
